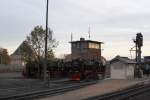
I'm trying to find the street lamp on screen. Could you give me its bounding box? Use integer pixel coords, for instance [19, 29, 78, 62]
[44, 0, 49, 82]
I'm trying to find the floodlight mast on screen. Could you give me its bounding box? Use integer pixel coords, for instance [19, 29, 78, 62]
[44, 0, 49, 82]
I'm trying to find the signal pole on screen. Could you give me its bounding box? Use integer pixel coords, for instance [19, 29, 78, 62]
[44, 0, 49, 82]
[133, 33, 143, 78]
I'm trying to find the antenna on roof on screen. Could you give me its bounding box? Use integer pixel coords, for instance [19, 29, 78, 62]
[88, 25, 91, 40]
[71, 32, 73, 42]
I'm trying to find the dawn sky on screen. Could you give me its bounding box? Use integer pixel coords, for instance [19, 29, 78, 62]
[0, 0, 150, 59]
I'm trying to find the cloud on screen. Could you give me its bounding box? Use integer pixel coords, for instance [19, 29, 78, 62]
[0, 0, 150, 59]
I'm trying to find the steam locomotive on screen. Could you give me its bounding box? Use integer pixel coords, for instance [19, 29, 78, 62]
[23, 58, 106, 81]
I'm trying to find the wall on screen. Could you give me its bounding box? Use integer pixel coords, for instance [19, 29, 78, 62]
[0, 64, 24, 73]
[125, 64, 135, 79]
[71, 42, 102, 61]
[111, 62, 135, 79]
[10, 55, 24, 66]
[111, 61, 126, 79]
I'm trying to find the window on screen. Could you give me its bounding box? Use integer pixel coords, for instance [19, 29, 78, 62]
[89, 43, 100, 49]
[81, 43, 87, 49]
[72, 43, 76, 48]
[76, 43, 80, 48]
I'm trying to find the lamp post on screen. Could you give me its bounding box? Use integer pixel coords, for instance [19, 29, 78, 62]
[44, 0, 49, 82]
[0, 54, 2, 64]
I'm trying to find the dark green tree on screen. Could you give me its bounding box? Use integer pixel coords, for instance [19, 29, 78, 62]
[20, 41, 36, 63]
[23, 26, 58, 78]
[26, 25, 58, 61]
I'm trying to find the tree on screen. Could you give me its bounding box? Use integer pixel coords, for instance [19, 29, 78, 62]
[0, 48, 10, 64]
[22, 26, 58, 77]
[20, 41, 36, 63]
[26, 25, 58, 62]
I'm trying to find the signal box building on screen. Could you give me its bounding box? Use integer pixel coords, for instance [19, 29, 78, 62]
[70, 38, 103, 61]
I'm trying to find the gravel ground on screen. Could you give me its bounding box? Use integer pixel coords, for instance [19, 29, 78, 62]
[0, 72, 23, 79]
[39, 79, 145, 100]
[0, 72, 72, 98]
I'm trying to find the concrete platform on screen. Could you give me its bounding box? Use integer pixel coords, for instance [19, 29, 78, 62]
[39, 79, 148, 100]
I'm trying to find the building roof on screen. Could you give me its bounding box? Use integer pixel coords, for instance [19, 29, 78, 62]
[69, 38, 103, 44]
[11, 41, 34, 56]
[110, 56, 136, 64]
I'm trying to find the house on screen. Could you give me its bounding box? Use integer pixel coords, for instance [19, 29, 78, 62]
[110, 56, 136, 79]
[10, 55, 23, 66]
[70, 38, 103, 61]
[10, 42, 25, 66]
[143, 56, 150, 74]
[10, 41, 35, 66]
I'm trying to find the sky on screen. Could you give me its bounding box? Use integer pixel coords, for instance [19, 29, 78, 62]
[0, 0, 150, 60]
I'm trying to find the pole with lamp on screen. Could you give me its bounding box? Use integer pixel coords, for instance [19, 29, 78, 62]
[44, 0, 49, 83]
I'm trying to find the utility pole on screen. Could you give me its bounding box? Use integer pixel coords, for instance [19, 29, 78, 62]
[88, 26, 91, 40]
[44, 0, 49, 82]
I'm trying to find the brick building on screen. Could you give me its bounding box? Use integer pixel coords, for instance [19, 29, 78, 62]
[70, 38, 103, 61]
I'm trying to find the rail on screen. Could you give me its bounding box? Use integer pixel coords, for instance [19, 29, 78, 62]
[0, 80, 97, 100]
[85, 80, 150, 100]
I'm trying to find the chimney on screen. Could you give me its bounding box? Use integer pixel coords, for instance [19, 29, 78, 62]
[80, 37, 85, 41]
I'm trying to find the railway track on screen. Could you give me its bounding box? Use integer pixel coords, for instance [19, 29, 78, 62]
[0, 80, 97, 100]
[86, 80, 150, 100]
